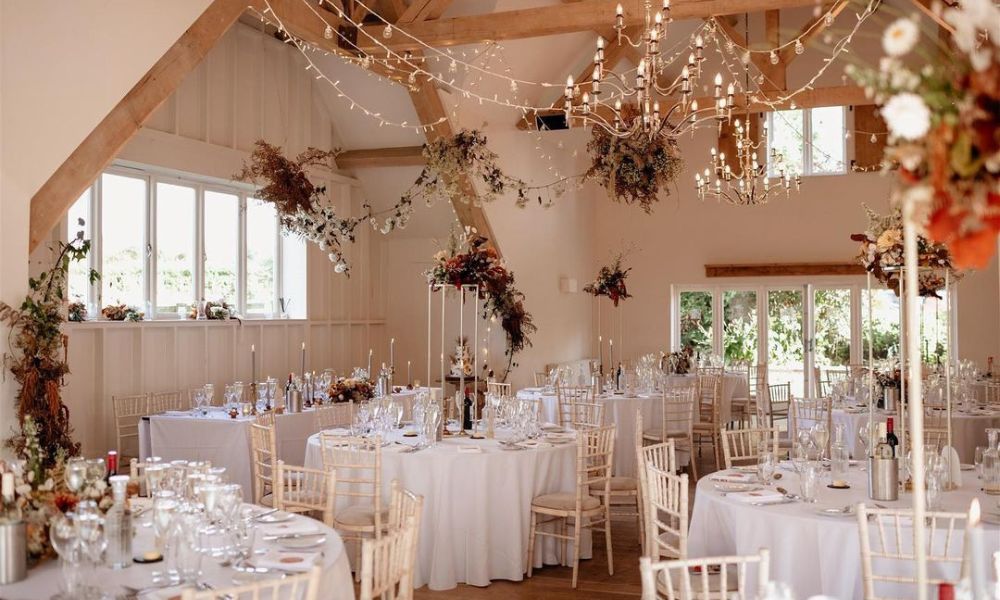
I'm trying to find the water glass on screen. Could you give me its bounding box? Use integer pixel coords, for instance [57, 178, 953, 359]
[757, 451, 776, 486]
[64, 457, 87, 493]
[975, 446, 987, 478]
[799, 462, 820, 502]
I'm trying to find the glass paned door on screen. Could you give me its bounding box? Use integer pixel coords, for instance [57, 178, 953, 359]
[767, 289, 805, 397]
[679, 291, 713, 357]
[813, 288, 852, 396]
[723, 290, 758, 365]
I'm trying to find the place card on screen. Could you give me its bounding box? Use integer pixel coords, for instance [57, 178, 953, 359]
[252, 549, 321, 572]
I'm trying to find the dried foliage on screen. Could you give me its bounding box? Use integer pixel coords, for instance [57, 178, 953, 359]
[584, 252, 633, 306]
[427, 228, 536, 380]
[585, 106, 684, 213]
[0, 232, 98, 466]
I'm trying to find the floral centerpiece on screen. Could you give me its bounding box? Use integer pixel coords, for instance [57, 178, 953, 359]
[449, 336, 474, 378]
[427, 228, 536, 380]
[188, 299, 238, 320]
[585, 105, 684, 213]
[850, 205, 960, 298]
[584, 252, 633, 306]
[67, 302, 87, 323]
[101, 304, 143, 322]
[328, 377, 375, 403]
[4, 417, 113, 562]
[665, 347, 694, 375]
[846, 5, 1000, 269]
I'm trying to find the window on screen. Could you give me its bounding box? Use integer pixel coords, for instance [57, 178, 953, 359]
[67, 165, 307, 319]
[679, 291, 713, 356]
[723, 290, 758, 364]
[767, 107, 846, 176]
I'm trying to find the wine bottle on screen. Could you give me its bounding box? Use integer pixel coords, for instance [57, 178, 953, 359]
[462, 386, 474, 432]
[106, 450, 118, 481]
[885, 417, 898, 457]
[988, 356, 994, 379]
[615, 362, 623, 391]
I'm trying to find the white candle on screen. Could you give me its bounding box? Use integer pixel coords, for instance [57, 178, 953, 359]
[610, 338, 614, 368]
[968, 499, 987, 598]
[368, 348, 373, 376]
[599, 335, 604, 373]
[300, 342, 306, 376]
[407, 360, 411, 385]
[251, 344, 256, 384]
[390, 338, 395, 371]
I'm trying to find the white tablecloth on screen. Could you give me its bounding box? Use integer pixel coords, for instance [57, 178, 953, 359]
[389, 386, 441, 421]
[304, 430, 587, 590]
[814, 406, 1000, 462]
[0, 505, 354, 600]
[689, 466, 1000, 599]
[139, 408, 322, 497]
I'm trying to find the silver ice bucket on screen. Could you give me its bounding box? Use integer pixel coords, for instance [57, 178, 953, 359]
[868, 456, 899, 501]
[883, 388, 899, 412]
[0, 520, 27, 584]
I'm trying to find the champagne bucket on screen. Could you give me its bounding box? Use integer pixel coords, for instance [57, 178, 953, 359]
[0, 521, 27, 584]
[286, 388, 302, 413]
[868, 457, 899, 501]
[883, 388, 899, 412]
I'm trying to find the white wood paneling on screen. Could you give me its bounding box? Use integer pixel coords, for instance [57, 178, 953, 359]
[60, 22, 390, 456]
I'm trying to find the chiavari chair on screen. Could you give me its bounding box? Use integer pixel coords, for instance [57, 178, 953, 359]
[254, 411, 276, 427]
[387, 479, 424, 584]
[636, 410, 677, 555]
[748, 364, 768, 426]
[112, 394, 148, 470]
[320, 434, 387, 579]
[249, 421, 277, 506]
[359, 515, 419, 600]
[486, 381, 511, 398]
[557, 385, 596, 428]
[643, 387, 696, 479]
[274, 460, 337, 526]
[527, 425, 615, 588]
[642, 463, 688, 563]
[765, 383, 791, 428]
[592, 411, 641, 540]
[922, 410, 950, 452]
[149, 390, 184, 413]
[856, 504, 969, 600]
[720, 426, 779, 469]
[638, 549, 771, 600]
[533, 372, 548, 387]
[817, 380, 833, 398]
[569, 401, 605, 429]
[789, 397, 832, 456]
[729, 364, 752, 427]
[692, 376, 723, 471]
[181, 566, 321, 600]
[314, 402, 354, 430]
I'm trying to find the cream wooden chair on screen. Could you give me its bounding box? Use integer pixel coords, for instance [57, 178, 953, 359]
[592, 411, 641, 539]
[557, 385, 596, 428]
[533, 372, 548, 387]
[692, 376, 723, 472]
[527, 425, 615, 588]
[638, 549, 771, 600]
[643, 463, 688, 562]
[789, 397, 832, 456]
[636, 410, 677, 556]
[149, 390, 184, 412]
[387, 479, 423, 589]
[320, 434, 387, 579]
[720, 427, 779, 469]
[254, 412, 276, 427]
[856, 504, 969, 600]
[315, 403, 354, 430]
[249, 422, 277, 506]
[129, 458, 165, 497]
[359, 515, 419, 600]
[983, 381, 1000, 405]
[181, 565, 321, 600]
[112, 394, 148, 469]
[274, 460, 337, 526]
[486, 381, 511, 398]
[922, 412, 950, 452]
[643, 387, 696, 479]
[568, 401, 605, 429]
[765, 382, 791, 428]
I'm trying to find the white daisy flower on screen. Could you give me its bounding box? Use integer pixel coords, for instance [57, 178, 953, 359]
[881, 93, 931, 141]
[882, 18, 919, 57]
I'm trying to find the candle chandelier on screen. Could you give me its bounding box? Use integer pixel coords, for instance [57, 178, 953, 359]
[564, 0, 736, 138]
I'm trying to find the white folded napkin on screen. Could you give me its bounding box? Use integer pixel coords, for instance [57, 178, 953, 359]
[140, 585, 188, 599]
[941, 446, 962, 488]
[251, 549, 321, 572]
[322, 428, 350, 436]
[727, 489, 786, 505]
[259, 519, 320, 538]
[457, 445, 483, 454]
[163, 410, 190, 416]
[710, 471, 755, 483]
[540, 422, 562, 431]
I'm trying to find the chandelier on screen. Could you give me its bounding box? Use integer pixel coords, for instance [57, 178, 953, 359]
[563, 1, 735, 138]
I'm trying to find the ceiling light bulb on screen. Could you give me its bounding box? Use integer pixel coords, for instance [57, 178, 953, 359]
[794, 39, 804, 55]
[324, 24, 334, 39]
[383, 24, 393, 38]
[769, 50, 779, 64]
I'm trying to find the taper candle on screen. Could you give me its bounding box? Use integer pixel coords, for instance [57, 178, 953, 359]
[300, 342, 306, 377]
[251, 344, 256, 384]
[368, 348, 373, 376]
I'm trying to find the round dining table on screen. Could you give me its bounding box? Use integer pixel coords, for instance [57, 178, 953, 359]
[303, 428, 587, 590]
[0, 504, 354, 600]
[688, 464, 1000, 599]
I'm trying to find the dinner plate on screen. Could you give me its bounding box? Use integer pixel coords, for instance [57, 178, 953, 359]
[960, 463, 975, 471]
[256, 511, 294, 524]
[815, 505, 855, 517]
[713, 482, 760, 493]
[280, 535, 327, 550]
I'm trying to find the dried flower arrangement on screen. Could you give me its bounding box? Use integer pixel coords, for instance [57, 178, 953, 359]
[67, 302, 87, 323]
[427, 228, 536, 380]
[188, 299, 238, 320]
[0, 227, 98, 465]
[847, 8, 1000, 269]
[584, 252, 633, 306]
[328, 377, 375, 403]
[585, 105, 684, 213]
[235, 140, 414, 275]
[101, 304, 143, 322]
[851, 204, 961, 298]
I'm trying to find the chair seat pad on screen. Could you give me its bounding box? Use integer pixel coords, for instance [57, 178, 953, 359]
[532, 493, 600, 511]
[334, 505, 389, 527]
[590, 477, 637, 491]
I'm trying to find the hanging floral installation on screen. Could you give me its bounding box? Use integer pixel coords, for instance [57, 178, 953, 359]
[235, 140, 414, 275]
[585, 106, 684, 213]
[427, 228, 536, 380]
[584, 252, 633, 306]
[0, 229, 98, 466]
[847, 6, 1000, 269]
[851, 205, 961, 298]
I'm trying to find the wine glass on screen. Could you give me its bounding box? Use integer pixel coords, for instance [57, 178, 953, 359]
[266, 378, 278, 408]
[64, 458, 87, 493]
[85, 458, 106, 488]
[975, 446, 987, 479]
[811, 423, 830, 460]
[49, 512, 81, 599]
[203, 384, 215, 409]
[756, 451, 777, 486]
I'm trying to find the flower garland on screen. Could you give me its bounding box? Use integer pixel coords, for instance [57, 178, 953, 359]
[584, 105, 684, 213]
[427, 229, 536, 379]
[0, 232, 97, 465]
[846, 7, 1000, 269]
[235, 141, 414, 275]
[850, 205, 961, 298]
[584, 252, 633, 306]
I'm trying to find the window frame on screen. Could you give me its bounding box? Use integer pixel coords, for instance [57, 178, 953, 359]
[766, 106, 847, 177]
[67, 162, 305, 321]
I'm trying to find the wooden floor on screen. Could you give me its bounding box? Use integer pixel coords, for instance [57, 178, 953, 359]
[407, 452, 720, 599]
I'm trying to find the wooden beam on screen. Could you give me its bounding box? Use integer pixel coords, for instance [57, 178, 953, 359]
[760, 10, 785, 90]
[705, 262, 865, 277]
[28, 0, 254, 252]
[398, 0, 453, 23]
[355, 0, 821, 51]
[910, 0, 955, 35]
[713, 16, 771, 74]
[336, 146, 426, 168]
[777, 1, 849, 64]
